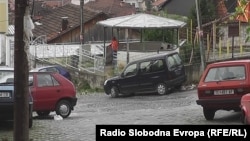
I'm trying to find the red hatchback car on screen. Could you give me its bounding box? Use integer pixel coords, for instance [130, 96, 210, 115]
[196, 60, 249, 120]
[29, 71, 77, 118]
[240, 93, 250, 124]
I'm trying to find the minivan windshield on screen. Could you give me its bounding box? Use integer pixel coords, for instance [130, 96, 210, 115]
[204, 66, 245, 82]
[166, 53, 182, 69]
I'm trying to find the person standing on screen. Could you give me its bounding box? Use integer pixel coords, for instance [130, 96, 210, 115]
[109, 36, 119, 66]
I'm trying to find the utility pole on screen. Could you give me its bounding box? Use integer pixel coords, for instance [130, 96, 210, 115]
[195, 0, 206, 72]
[79, 0, 84, 67]
[14, 0, 30, 140]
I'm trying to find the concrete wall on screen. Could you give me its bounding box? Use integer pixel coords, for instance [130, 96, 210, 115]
[184, 64, 202, 84]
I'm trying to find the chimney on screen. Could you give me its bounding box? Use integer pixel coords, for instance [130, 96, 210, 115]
[61, 17, 68, 31]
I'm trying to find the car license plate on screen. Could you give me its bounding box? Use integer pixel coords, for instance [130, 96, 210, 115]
[214, 89, 234, 95]
[0, 92, 10, 98]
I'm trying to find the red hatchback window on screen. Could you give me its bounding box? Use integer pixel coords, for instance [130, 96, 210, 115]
[36, 73, 60, 87]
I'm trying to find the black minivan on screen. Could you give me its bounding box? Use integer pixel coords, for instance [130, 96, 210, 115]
[103, 52, 187, 97]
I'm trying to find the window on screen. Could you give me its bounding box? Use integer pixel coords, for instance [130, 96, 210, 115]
[123, 63, 137, 77]
[52, 76, 60, 86]
[166, 54, 182, 70]
[204, 66, 246, 82]
[140, 61, 151, 73]
[172, 53, 182, 65]
[151, 60, 164, 72]
[37, 74, 56, 87]
[140, 59, 164, 74]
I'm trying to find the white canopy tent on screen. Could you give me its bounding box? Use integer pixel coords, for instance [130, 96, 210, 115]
[97, 13, 186, 28]
[97, 13, 187, 63]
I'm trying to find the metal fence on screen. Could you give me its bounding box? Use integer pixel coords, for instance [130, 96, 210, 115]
[29, 42, 105, 73]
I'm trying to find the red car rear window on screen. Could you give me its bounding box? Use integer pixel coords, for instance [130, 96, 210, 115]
[204, 66, 245, 82]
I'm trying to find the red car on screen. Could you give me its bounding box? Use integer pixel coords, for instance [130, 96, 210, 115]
[196, 60, 249, 120]
[240, 93, 250, 124]
[29, 71, 77, 118]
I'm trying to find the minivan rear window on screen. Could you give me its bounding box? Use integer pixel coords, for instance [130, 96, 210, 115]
[204, 66, 245, 82]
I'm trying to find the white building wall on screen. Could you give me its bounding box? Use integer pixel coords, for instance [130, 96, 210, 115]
[0, 34, 5, 65]
[5, 35, 14, 67]
[123, 0, 143, 9]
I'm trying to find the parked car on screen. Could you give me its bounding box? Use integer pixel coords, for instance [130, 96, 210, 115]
[0, 69, 77, 118]
[30, 65, 72, 81]
[240, 93, 250, 124]
[196, 59, 250, 120]
[29, 71, 77, 118]
[104, 52, 187, 98]
[0, 67, 33, 128]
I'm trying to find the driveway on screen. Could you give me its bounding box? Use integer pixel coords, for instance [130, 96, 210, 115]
[0, 89, 242, 141]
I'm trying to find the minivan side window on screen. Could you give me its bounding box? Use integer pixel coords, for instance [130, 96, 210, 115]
[123, 63, 137, 77]
[151, 59, 164, 72]
[140, 59, 164, 74]
[140, 61, 151, 73]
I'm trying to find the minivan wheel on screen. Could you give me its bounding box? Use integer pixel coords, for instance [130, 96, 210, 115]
[56, 100, 71, 118]
[110, 86, 119, 98]
[203, 108, 215, 120]
[156, 83, 167, 95]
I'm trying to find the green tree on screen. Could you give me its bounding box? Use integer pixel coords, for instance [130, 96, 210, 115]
[234, 0, 250, 42]
[143, 11, 187, 43]
[145, 0, 152, 11]
[188, 0, 216, 29]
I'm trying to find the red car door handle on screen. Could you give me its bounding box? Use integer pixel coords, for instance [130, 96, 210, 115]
[57, 90, 60, 92]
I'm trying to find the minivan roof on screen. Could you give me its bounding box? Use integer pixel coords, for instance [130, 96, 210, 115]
[128, 52, 179, 64]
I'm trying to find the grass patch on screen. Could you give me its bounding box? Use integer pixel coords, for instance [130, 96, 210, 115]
[74, 78, 104, 95]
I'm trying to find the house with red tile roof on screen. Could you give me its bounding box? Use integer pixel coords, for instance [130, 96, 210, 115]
[32, 3, 108, 43]
[30, 0, 137, 43]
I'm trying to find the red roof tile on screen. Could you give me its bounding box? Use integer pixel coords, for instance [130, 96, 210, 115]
[152, 0, 167, 6]
[85, 0, 136, 17]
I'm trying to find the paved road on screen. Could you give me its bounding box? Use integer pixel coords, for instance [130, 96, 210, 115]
[0, 89, 243, 141]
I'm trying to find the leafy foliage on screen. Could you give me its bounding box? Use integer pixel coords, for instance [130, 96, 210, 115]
[234, 0, 250, 42]
[188, 0, 216, 28]
[142, 11, 187, 43]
